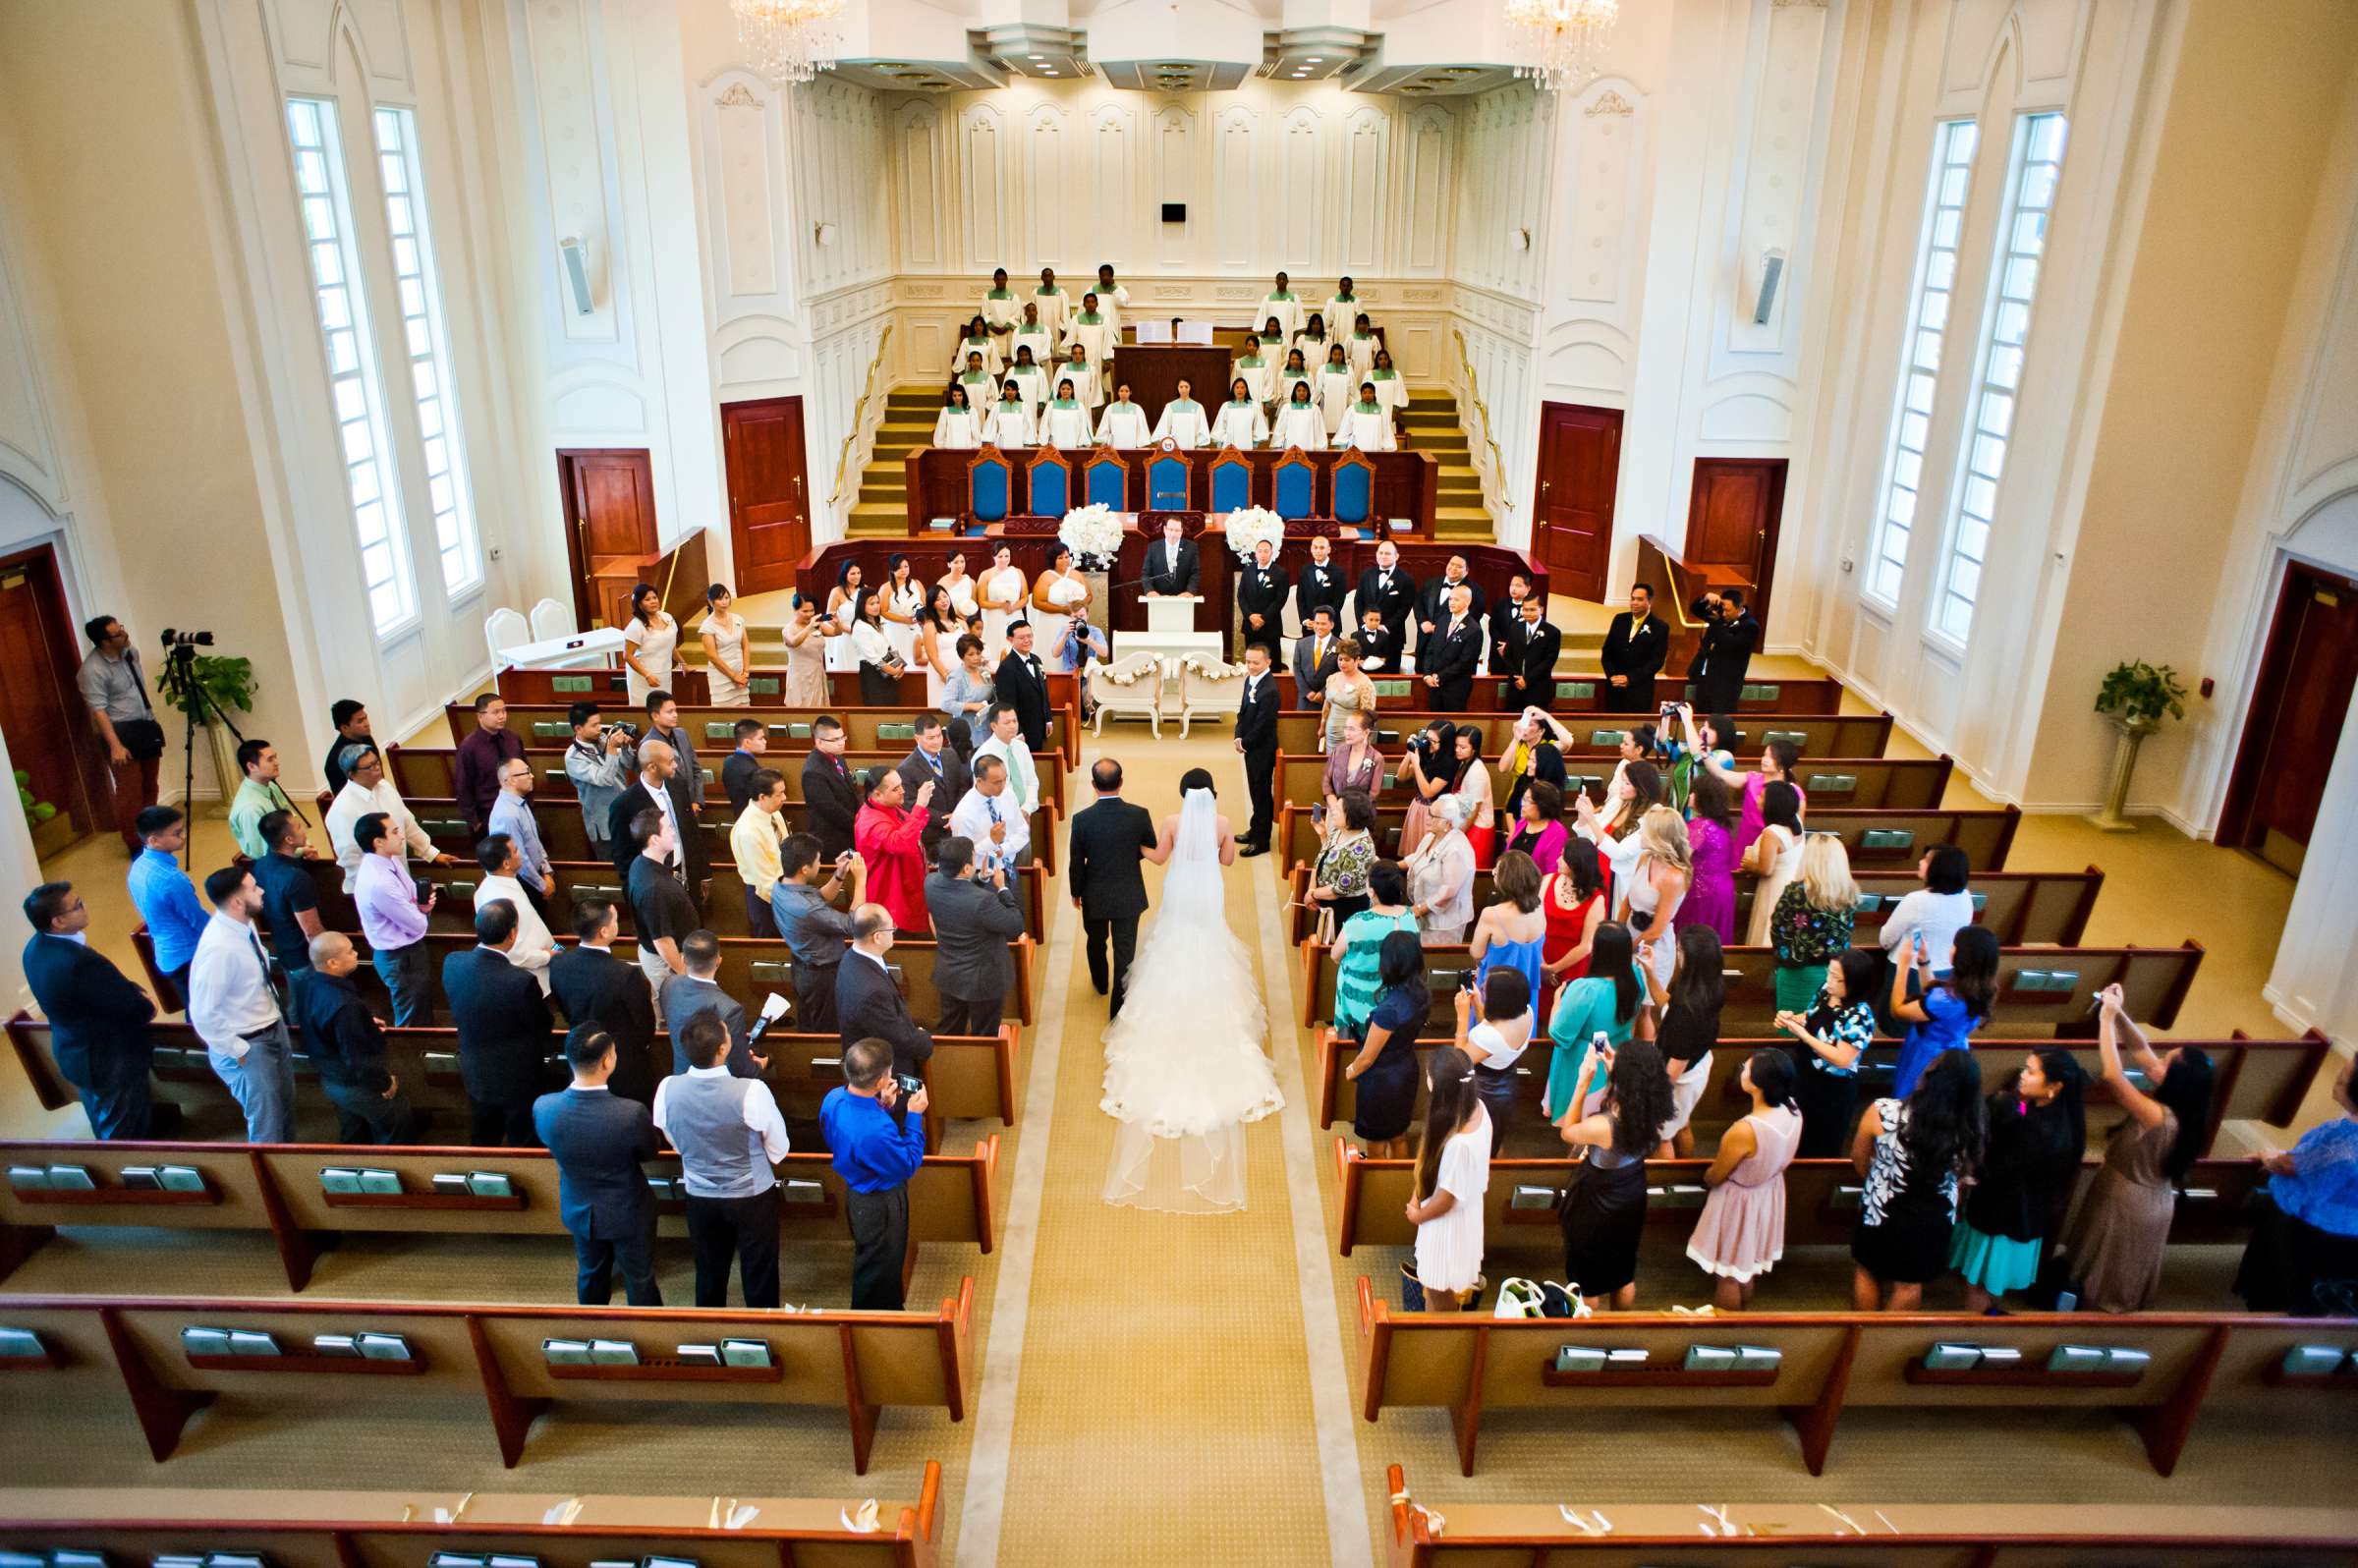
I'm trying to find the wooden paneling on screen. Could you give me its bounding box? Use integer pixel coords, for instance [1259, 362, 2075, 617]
[1535, 402, 1622, 599]
[1685, 456, 1786, 625]
[720, 397, 810, 594]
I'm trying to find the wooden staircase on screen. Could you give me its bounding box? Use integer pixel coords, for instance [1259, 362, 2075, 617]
[1401, 391, 1494, 542]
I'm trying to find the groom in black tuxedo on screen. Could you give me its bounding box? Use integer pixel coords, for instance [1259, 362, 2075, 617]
[1067, 758, 1161, 1013]
[1234, 644, 1280, 857]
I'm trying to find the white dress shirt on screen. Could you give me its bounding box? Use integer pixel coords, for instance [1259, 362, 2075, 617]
[475, 872, 554, 989]
[327, 778, 436, 892]
[973, 734, 1039, 816]
[189, 912, 279, 1058]
[652, 1066, 792, 1197]
[949, 784, 1032, 869]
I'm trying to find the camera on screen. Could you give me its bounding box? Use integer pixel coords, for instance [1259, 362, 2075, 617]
[159, 628, 214, 650]
[606, 719, 640, 740]
[1659, 701, 1679, 717]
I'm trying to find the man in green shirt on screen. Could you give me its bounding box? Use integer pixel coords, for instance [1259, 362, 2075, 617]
[227, 738, 303, 860]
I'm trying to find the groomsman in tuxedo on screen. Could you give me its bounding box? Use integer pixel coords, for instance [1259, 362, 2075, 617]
[1354, 606, 1405, 675]
[1236, 539, 1289, 662]
[1290, 606, 1341, 710]
[993, 620, 1052, 753]
[1142, 516, 1200, 596]
[1354, 540, 1417, 657]
[1294, 534, 1348, 631]
[1422, 584, 1482, 711]
[1415, 553, 1485, 660]
[1234, 645, 1281, 857]
[1503, 595, 1561, 711]
[1488, 572, 1536, 670]
[1600, 581, 1669, 707]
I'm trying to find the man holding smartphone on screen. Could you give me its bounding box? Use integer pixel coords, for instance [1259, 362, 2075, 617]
[822, 1036, 931, 1310]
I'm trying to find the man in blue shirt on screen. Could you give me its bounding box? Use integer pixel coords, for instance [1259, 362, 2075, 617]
[125, 806, 207, 1009]
[820, 1036, 930, 1310]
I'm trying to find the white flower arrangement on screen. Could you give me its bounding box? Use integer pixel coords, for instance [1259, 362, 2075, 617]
[1058, 503, 1123, 567]
[1223, 505, 1287, 561]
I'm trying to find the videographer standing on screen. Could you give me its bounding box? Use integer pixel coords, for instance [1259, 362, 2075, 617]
[1686, 588, 1761, 716]
[563, 701, 636, 860]
[822, 1036, 930, 1310]
[79, 617, 166, 854]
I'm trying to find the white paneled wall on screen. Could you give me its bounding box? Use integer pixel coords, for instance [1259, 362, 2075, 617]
[1452, 85, 1550, 303]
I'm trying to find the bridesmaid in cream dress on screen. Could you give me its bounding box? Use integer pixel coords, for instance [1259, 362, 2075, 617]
[913, 585, 965, 709]
[979, 544, 1030, 660]
[700, 584, 753, 705]
[1743, 782, 1805, 947]
[622, 584, 679, 709]
[779, 592, 830, 705]
[882, 553, 925, 666]
[937, 550, 981, 625]
[823, 559, 867, 676]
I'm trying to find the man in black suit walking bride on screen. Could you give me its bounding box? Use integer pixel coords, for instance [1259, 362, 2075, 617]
[1066, 758, 1168, 1014]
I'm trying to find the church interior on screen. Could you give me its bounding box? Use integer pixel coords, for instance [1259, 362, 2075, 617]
[1, 0, 2357, 1560]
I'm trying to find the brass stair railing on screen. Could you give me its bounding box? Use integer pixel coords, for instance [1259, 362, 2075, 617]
[1451, 327, 1514, 523]
[827, 323, 895, 521]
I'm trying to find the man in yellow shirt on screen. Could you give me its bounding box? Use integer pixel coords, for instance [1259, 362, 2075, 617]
[729, 767, 789, 938]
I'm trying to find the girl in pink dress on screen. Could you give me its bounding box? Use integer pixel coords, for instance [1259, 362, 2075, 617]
[1687, 1049, 1805, 1310]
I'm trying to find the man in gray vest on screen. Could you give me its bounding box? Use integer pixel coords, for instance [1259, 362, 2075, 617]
[651, 1011, 790, 1308]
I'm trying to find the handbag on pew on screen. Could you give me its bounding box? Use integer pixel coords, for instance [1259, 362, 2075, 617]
[1493, 1277, 1588, 1319]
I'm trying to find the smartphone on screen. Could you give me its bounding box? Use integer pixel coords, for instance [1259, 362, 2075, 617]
[895, 1074, 926, 1097]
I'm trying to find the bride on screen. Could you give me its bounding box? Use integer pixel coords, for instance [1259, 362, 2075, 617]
[1100, 769, 1284, 1213]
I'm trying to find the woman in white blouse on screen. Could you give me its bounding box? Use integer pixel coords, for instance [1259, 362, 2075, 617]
[1210, 377, 1268, 450]
[1039, 378, 1095, 448]
[1271, 380, 1328, 451]
[1151, 378, 1210, 447]
[978, 543, 1030, 659]
[847, 588, 905, 705]
[822, 559, 866, 676]
[1097, 381, 1151, 447]
[932, 383, 980, 449]
[881, 552, 924, 664]
[621, 583, 678, 708]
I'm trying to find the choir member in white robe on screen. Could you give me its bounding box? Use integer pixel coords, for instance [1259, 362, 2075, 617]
[1064, 294, 1116, 375]
[1056, 345, 1100, 409]
[1275, 349, 1316, 410]
[932, 384, 982, 449]
[1271, 381, 1327, 451]
[1039, 381, 1094, 448]
[982, 268, 1022, 345]
[1032, 267, 1071, 339]
[1295, 313, 1332, 367]
[952, 315, 1001, 378]
[956, 357, 997, 409]
[1011, 303, 1057, 373]
[1369, 348, 1410, 424]
[1231, 340, 1276, 407]
[1211, 379, 1269, 449]
[983, 384, 1036, 448]
[1006, 347, 1048, 413]
[1097, 382, 1151, 447]
[1093, 264, 1131, 339]
[1151, 379, 1211, 447]
[1325, 279, 1365, 330]
[1316, 345, 1357, 433]
[1335, 385, 1395, 452]
[1261, 271, 1306, 341]
[1346, 315, 1379, 383]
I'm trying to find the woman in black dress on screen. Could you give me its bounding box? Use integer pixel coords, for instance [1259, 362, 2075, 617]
[1777, 947, 1881, 1158]
[1553, 1035, 1674, 1310]
[1951, 1047, 2088, 1313]
[1343, 931, 1430, 1158]
[1850, 1047, 1985, 1311]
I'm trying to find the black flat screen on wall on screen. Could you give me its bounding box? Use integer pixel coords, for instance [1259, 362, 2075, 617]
[1161, 202, 1186, 223]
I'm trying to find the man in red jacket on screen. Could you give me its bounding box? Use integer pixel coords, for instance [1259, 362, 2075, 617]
[853, 766, 934, 934]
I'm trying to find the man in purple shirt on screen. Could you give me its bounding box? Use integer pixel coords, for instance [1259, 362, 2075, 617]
[125, 806, 207, 1009]
[354, 809, 438, 1024]
[453, 693, 527, 835]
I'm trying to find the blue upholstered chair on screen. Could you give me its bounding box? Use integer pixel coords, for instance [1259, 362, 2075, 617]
[1271, 448, 1316, 521]
[1208, 447, 1253, 515]
[967, 446, 1012, 535]
[1085, 449, 1128, 511]
[1028, 446, 1072, 519]
[1331, 448, 1376, 533]
[1147, 449, 1192, 511]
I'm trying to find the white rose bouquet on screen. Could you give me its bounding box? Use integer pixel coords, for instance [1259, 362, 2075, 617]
[1223, 505, 1286, 561]
[1058, 503, 1123, 568]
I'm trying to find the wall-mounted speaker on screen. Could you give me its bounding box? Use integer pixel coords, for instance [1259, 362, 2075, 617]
[1160, 201, 1186, 223]
[1752, 249, 1786, 324]
[558, 237, 593, 316]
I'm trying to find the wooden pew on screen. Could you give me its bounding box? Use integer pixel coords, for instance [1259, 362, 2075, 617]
[1276, 753, 1954, 812]
[0, 1284, 974, 1471]
[1282, 863, 2101, 948]
[0, 1482, 946, 1568]
[1275, 708, 1898, 758]
[1277, 804, 2021, 873]
[0, 1136, 997, 1295]
[1272, 672, 1851, 714]
[1378, 1467, 2358, 1565]
[1296, 939, 2203, 1032]
[459, 700, 1077, 774]
[7, 1016, 1026, 1137]
[1353, 1277, 2358, 1476]
[1331, 1147, 2269, 1256]
[1312, 1029, 2332, 1157]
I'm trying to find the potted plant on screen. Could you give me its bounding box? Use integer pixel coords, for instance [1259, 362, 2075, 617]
[2089, 660, 2186, 832]
[154, 651, 258, 804]
[16, 768, 71, 859]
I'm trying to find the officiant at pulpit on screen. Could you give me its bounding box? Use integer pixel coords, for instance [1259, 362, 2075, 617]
[1143, 516, 1201, 598]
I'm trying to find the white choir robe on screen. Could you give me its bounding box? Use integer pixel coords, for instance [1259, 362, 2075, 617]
[982, 400, 1037, 448]
[952, 335, 1002, 378]
[1152, 398, 1211, 447]
[1231, 358, 1275, 405]
[1317, 365, 1357, 432]
[1275, 368, 1316, 409]
[981, 290, 1024, 332]
[1370, 367, 1409, 416]
[1097, 400, 1151, 447]
[1007, 364, 1048, 413]
[1346, 332, 1379, 383]
[1032, 286, 1071, 337]
[1261, 292, 1306, 340]
[1051, 361, 1100, 408]
[1063, 315, 1116, 370]
[1039, 400, 1094, 448]
[1093, 282, 1131, 338]
[932, 407, 982, 449]
[1325, 296, 1365, 330]
[1294, 332, 1334, 366]
[1335, 404, 1394, 452]
[957, 369, 998, 409]
[1210, 400, 1269, 449]
[1011, 325, 1057, 374]
[1270, 403, 1328, 452]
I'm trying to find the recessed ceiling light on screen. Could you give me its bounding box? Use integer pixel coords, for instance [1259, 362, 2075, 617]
[1401, 84, 1431, 92]
[1042, 68, 1057, 74]
[1307, 56, 1321, 63]
[1441, 67, 1481, 77]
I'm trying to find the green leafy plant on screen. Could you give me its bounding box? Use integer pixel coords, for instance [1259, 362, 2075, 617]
[153, 653, 257, 726]
[2094, 660, 2186, 731]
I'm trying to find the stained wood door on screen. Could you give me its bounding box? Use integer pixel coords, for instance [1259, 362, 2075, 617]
[1534, 403, 1622, 601]
[1685, 457, 1786, 626]
[557, 449, 659, 630]
[2222, 564, 2358, 874]
[0, 546, 106, 840]
[722, 396, 812, 595]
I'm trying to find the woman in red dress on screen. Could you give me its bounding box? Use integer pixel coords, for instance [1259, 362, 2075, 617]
[1539, 847, 1607, 1014]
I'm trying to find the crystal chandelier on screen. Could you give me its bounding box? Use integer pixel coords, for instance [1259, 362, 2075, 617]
[731, 0, 844, 85]
[1501, 0, 1618, 93]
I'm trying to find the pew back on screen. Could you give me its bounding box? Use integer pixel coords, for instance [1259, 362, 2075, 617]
[1278, 805, 2021, 872]
[1275, 709, 1898, 758]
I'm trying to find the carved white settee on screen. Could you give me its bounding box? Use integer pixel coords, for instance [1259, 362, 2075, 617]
[1177, 653, 1247, 738]
[1089, 651, 1167, 737]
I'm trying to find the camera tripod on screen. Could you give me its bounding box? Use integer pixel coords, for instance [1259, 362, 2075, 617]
[167, 642, 253, 870]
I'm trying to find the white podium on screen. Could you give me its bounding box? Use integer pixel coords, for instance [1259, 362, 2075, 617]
[1143, 593, 1205, 636]
[1115, 593, 1226, 714]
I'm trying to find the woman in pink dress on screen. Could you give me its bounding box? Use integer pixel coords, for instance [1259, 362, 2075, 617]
[1675, 769, 1739, 943]
[1686, 1049, 1805, 1310]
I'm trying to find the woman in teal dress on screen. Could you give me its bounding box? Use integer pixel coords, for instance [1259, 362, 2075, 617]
[1331, 861, 1419, 1040]
[1544, 921, 1649, 1120]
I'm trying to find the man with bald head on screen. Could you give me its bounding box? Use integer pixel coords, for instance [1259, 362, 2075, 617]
[290, 930, 419, 1144]
[607, 735, 698, 896]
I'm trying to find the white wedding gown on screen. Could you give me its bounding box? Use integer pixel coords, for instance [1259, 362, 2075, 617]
[1099, 788, 1284, 1213]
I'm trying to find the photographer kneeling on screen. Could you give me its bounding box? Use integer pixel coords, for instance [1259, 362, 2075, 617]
[822, 1036, 931, 1311]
